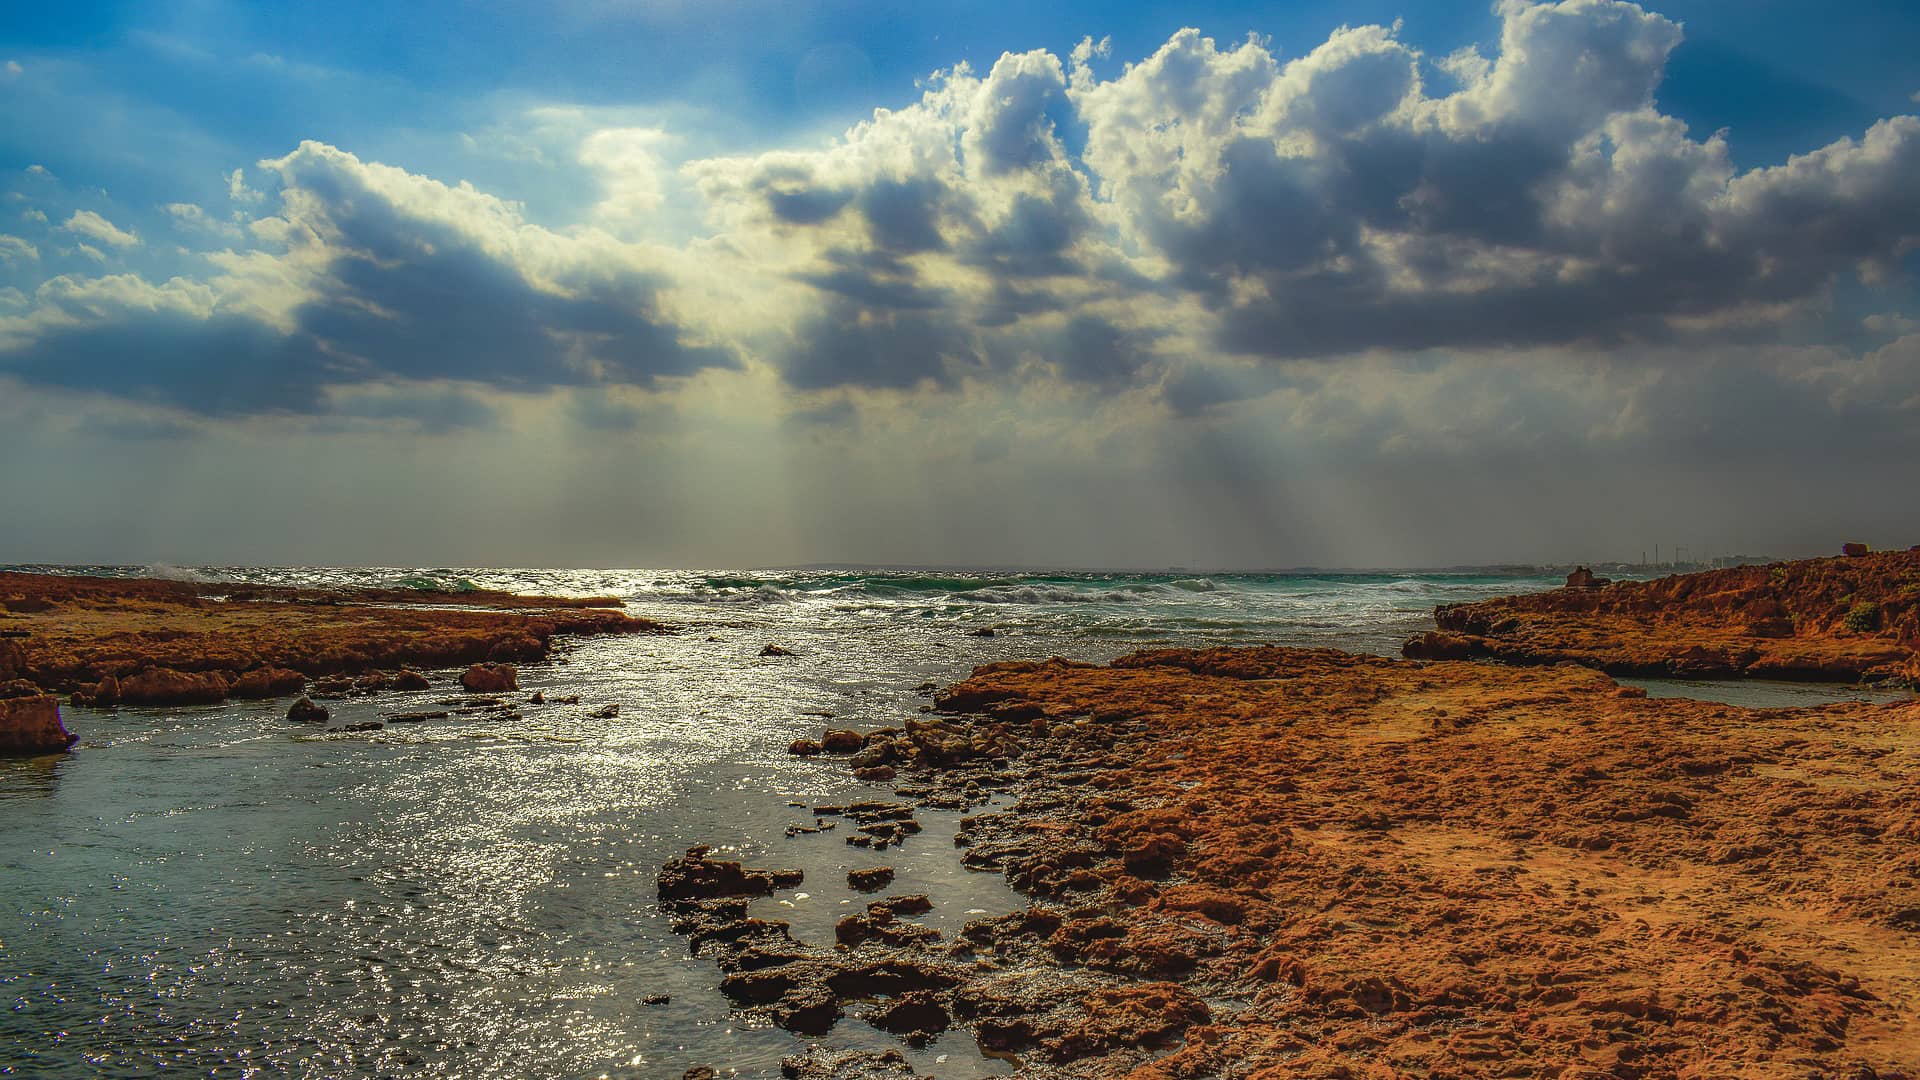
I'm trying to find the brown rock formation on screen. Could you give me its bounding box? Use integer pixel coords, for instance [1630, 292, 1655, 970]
[119, 667, 230, 705]
[0, 691, 77, 755]
[0, 570, 666, 706]
[1405, 550, 1920, 684]
[459, 663, 518, 693]
[895, 647, 1920, 1076]
[1565, 565, 1610, 588]
[710, 646, 1919, 1075]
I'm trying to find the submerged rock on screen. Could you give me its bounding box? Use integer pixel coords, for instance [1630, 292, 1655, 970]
[778, 1047, 927, 1080]
[847, 866, 894, 891]
[286, 696, 329, 723]
[657, 845, 803, 902]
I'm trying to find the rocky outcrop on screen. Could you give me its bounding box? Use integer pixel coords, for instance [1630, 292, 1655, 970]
[459, 663, 517, 693]
[658, 845, 802, 902]
[1405, 549, 1920, 684]
[1565, 565, 1610, 588]
[0, 569, 668, 706]
[732, 645, 1920, 1076]
[286, 696, 329, 723]
[925, 647, 1920, 1074]
[777, 1047, 926, 1080]
[847, 866, 894, 891]
[229, 667, 306, 699]
[0, 691, 76, 755]
[118, 667, 230, 705]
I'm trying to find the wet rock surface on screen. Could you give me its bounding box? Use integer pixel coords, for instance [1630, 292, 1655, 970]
[458, 663, 518, 692]
[0, 569, 666, 707]
[0, 690, 76, 755]
[669, 645, 1920, 1076]
[285, 696, 329, 723]
[1404, 550, 1920, 684]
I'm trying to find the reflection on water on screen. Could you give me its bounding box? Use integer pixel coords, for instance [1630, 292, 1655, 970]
[0, 753, 67, 801]
[1619, 676, 1916, 709]
[4, 566, 1896, 1077]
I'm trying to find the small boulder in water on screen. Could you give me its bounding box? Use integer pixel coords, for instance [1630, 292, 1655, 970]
[821, 729, 864, 753]
[761, 643, 796, 657]
[0, 693, 77, 755]
[286, 696, 329, 723]
[969, 627, 997, 637]
[848, 866, 895, 891]
[392, 669, 431, 691]
[789, 738, 823, 756]
[460, 663, 517, 692]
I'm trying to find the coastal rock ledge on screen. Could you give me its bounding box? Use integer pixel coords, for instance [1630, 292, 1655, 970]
[0, 690, 76, 755]
[1404, 549, 1920, 684]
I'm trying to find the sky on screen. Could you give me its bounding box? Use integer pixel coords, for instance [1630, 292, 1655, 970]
[2, 0, 1918, 570]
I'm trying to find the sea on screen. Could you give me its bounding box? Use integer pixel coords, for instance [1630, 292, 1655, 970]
[0, 566, 1906, 1079]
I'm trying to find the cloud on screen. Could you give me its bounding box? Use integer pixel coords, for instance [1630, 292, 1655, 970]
[317, 383, 503, 433]
[578, 127, 673, 224]
[0, 141, 736, 418]
[1864, 313, 1917, 337]
[685, 47, 1129, 391]
[63, 209, 140, 248]
[0, 235, 37, 262]
[5, 0, 1920, 454]
[666, 0, 1920, 401]
[163, 201, 212, 226]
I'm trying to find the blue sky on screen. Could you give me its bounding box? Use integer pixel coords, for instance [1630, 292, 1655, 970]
[2, 1, 1918, 567]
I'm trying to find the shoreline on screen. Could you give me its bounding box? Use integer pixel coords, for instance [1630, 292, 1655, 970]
[0, 569, 668, 754]
[1403, 550, 1920, 687]
[669, 645, 1920, 1077]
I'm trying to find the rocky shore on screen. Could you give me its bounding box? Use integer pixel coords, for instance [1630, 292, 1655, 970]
[1404, 549, 1920, 685]
[0, 683, 76, 755]
[0, 570, 667, 748]
[669, 646, 1919, 1077]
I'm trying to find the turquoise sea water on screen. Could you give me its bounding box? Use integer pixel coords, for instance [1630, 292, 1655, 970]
[0, 567, 1901, 1078]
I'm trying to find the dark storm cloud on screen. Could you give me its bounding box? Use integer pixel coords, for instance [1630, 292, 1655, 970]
[779, 302, 978, 391]
[5, 303, 329, 414]
[1160, 363, 1253, 416]
[1050, 314, 1155, 386]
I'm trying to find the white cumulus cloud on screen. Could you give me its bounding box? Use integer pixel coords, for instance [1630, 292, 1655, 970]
[62, 209, 140, 249]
